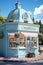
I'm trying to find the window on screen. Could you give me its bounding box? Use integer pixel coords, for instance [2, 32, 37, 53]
[8, 32, 26, 48]
[19, 33, 26, 47]
[27, 37, 30, 46]
[23, 12, 28, 21]
[32, 37, 37, 47]
[27, 37, 30, 40]
[9, 34, 17, 47]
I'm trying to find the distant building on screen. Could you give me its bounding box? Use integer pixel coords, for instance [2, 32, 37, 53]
[0, 1, 39, 58]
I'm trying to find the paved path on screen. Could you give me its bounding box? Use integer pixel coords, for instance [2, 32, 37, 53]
[0, 55, 43, 62]
[0, 55, 43, 64]
[0, 55, 43, 65]
[0, 61, 43, 65]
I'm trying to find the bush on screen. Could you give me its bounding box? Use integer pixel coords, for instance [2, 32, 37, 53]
[27, 52, 35, 58]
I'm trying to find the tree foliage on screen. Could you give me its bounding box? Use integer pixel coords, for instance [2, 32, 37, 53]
[32, 17, 43, 45]
[0, 16, 6, 23]
[32, 17, 35, 23]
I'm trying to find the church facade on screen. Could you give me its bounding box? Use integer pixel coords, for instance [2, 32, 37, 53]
[0, 1, 39, 58]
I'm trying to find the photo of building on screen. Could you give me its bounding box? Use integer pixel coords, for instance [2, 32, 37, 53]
[0, 1, 39, 58]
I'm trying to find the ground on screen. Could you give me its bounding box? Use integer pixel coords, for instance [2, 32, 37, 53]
[0, 61, 43, 65]
[0, 55, 43, 65]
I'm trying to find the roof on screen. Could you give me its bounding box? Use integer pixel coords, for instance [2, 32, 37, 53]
[6, 1, 33, 24]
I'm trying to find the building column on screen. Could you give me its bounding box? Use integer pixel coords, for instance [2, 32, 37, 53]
[36, 37, 39, 51]
[30, 37, 32, 51]
[25, 36, 31, 53]
[25, 36, 27, 48]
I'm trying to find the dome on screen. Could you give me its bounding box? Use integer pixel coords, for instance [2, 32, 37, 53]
[6, 1, 33, 23]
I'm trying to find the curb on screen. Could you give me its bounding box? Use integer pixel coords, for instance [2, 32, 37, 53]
[0, 55, 43, 62]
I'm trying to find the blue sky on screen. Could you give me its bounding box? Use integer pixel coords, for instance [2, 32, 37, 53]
[0, 0, 43, 23]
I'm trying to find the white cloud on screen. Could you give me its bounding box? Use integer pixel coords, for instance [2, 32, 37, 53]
[34, 5, 43, 15]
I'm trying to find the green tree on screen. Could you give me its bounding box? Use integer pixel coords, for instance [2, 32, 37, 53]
[38, 20, 43, 45]
[33, 19, 43, 45]
[32, 17, 35, 23]
[35, 20, 39, 25]
[39, 20, 42, 33]
[0, 16, 6, 23]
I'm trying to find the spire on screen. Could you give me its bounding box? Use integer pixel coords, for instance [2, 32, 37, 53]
[15, 0, 21, 9]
